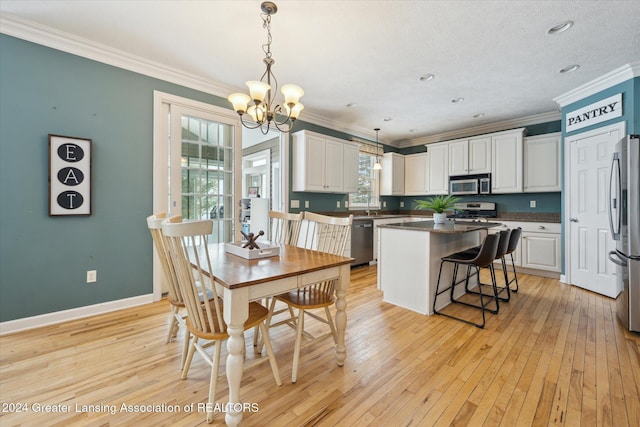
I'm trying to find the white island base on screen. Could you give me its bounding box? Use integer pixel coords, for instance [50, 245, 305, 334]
[378, 222, 495, 315]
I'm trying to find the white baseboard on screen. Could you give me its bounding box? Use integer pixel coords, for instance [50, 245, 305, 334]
[560, 274, 568, 284]
[0, 294, 155, 335]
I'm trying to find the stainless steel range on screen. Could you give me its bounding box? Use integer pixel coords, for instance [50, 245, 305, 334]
[449, 202, 497, 220]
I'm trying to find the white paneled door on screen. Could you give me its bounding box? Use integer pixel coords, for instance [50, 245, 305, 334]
[566, 122, 625, 298]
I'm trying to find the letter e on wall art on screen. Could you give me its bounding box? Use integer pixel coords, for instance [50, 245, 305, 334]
[49, 134, 92, 216]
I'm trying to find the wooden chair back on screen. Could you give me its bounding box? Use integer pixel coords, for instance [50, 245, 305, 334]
[300, 212, 353, 255]
[269, 211, 303, 245]
[162, 219, 225, 335]
[296, 212, 352, 299]
[147, 213, 183, 304]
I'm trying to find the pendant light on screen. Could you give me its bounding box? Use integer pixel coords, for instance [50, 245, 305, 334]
[373, 128, 382, 170]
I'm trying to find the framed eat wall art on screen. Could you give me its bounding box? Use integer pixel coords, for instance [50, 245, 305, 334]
[48, 134, 92, 216]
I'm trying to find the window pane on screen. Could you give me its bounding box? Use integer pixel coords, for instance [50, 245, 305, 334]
[180, 114, 235, 241]
[349, 152, 380, 208]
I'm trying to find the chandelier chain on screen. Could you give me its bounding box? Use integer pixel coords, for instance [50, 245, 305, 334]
[262, 12, 273, 59]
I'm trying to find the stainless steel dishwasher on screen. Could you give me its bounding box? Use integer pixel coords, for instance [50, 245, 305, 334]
[351, 218, 373, 266]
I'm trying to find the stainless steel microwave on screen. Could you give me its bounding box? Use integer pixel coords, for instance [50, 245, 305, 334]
[449, 174, 491, 195]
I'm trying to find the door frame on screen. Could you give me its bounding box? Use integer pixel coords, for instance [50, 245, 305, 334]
[152, 91, 242, 300]
[563, 120, 626, 287]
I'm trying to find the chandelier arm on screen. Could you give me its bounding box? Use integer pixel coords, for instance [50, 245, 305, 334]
[239, 115, 264, 130]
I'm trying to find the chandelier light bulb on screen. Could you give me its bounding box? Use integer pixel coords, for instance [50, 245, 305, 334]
[285, 102, 304, 119]
[228, 93, 251, 114]
[281, 84, 304, 106]
[246, 81, 271, 104]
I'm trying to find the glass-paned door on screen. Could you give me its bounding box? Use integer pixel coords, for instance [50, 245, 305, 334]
[153, 92, 242, 300]
[178, 114, 234, 243]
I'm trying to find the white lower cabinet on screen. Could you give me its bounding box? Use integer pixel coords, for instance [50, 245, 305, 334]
[521, 231, 561, 271]
[490, 221, 561, 275]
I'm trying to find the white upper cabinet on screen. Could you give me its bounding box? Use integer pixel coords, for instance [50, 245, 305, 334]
[448, 139, 468, 176]
[491, 128, 524, 193]
[524, 133, 561, 192]
[468, 136, 492, 174]
[292, 130, 359, 193]
[426, 142, 449, 194]
[448, 136, 491, 176]
[380, 152, 405, 195]
[404, 152, 429, 195]
[342, 141, 360, 194]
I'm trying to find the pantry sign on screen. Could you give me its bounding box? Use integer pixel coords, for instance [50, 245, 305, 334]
[566, 93, 622, 133]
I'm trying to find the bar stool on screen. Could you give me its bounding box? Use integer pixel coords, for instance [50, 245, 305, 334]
[465, 229, 512, 303]
[503, 227, 522, 293]
[433, 233, 500, 328]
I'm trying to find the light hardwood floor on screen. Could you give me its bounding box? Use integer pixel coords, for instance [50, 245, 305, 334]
[1, 266, 639, 426]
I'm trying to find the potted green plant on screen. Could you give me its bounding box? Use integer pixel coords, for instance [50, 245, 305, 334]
[415, 195, 461, 224]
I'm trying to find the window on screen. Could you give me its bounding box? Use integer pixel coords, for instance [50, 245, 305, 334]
[349, 152, 380, 209]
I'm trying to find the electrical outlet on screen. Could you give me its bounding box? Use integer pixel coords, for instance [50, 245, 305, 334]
[336, 201, 341, 208]
[345, 201, 349, 208]
[291, 200, 300, 208]
[383, 201, 387, 208]
[87, 270, 97, 283]
[530, 200, 537, 208]
[400, 201, 404, 208]
[304, 200, 309, 208]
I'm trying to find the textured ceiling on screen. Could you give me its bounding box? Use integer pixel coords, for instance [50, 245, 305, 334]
[1, 0, 639, 146]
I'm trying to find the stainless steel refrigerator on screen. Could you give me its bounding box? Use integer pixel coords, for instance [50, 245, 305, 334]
[609, 135, 640, 332]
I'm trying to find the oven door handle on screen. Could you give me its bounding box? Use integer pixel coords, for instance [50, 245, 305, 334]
[608, 250, 628, 267]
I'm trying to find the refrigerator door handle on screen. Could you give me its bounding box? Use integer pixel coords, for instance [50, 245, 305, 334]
[608, 250, 628, 267]
[608, 152, 621, 240]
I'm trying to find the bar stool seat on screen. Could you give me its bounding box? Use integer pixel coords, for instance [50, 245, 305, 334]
[433, 233, 500, 328]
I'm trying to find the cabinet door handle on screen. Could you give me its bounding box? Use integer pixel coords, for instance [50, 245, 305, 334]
[539, 226, 546, 230]
[569, 217, 578, 222]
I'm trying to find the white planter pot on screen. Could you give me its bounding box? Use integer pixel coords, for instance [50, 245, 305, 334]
[433, 213, 447, 224]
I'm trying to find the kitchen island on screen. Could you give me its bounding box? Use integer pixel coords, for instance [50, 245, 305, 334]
[377, 220, 501, 315]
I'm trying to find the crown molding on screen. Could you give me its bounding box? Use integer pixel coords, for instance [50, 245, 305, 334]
[0, 13, 388, 144]
[0, 13, 242, 100]
[396, 110, 561, 148]
[553, 61, 640, 108]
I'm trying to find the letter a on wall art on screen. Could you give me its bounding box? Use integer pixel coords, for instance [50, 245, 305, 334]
[49, 134, 92, 216]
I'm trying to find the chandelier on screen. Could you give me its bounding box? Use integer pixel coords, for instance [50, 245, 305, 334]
[228, 2, 304, 134]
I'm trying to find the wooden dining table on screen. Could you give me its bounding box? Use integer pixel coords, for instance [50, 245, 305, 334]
[202, 242, 353, 426]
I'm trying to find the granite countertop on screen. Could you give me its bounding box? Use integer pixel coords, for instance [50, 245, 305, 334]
[378, 220, 502, 234]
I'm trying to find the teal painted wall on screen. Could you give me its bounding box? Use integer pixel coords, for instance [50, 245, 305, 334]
[0, 35, 236, 322]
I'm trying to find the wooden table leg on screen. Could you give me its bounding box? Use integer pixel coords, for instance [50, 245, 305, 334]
[334, 264, 350, 366]
[223, 287, 249, 427]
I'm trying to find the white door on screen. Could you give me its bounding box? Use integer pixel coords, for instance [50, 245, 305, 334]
[566, 121, 625, 297]
[153, 92, 242, 299]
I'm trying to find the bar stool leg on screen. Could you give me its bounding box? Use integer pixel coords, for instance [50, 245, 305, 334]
[508, 253, 519, 292]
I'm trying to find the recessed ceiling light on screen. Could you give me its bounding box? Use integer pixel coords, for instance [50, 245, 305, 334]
[419, 74, 435, 82]
[451, 97, 464, 103]
[560, 64, 580, 73]
[547, 20, 574, 35]
[473, 113, 485, 118]
[383, 117, 392, 122]
[346, 103, 357, 108]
